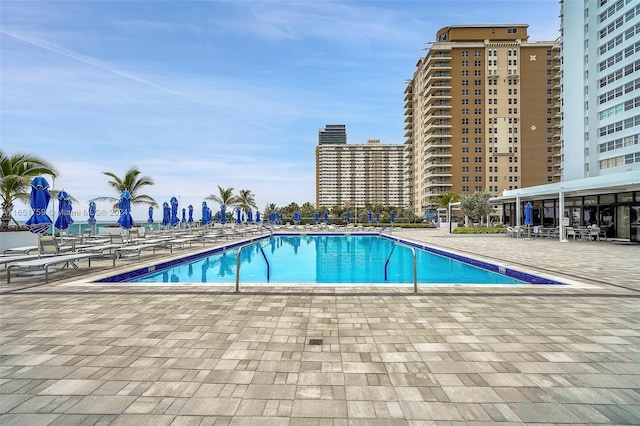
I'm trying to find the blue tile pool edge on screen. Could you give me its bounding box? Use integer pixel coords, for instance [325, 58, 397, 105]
[382, 234, 564, 285]
[94, 235, 267, 283]
[94, 233, 564, 285]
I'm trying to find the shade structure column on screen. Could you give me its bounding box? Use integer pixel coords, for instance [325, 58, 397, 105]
[559, 189, 568, 242]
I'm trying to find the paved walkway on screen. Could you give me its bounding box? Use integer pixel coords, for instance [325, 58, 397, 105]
[1, 229, 639, 425]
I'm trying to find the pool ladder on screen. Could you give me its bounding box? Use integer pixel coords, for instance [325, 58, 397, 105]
[235, 242, 270, 292]
[384, 241, 418, 293]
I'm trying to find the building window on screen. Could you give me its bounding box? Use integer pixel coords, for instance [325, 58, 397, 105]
[507, 27, 518, 34]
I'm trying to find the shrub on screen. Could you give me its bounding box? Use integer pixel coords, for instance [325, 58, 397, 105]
[453, 226, 506, 234]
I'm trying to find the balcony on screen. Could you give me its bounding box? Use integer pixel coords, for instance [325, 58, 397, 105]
[425, 53, 452, 64]
[429, 62, 452, 71]
[424, 73, 452, 86]
[424, 151, 452, 162]
[423, 82, 452, 96]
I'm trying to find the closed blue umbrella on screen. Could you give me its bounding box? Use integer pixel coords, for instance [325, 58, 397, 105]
[524, 202, 533, 226]
[54, 190, 74, 231]
[147, 206, 154, 224]
[368, 210, 372, 223]
[269, 211, 275, 223]
[375, 211, 380, 224]
[324, 210, 328, 224]
[390, 210, 395, 224]
[247, 208, 253, 222]
[201, 201, 210, 225]
[88, 200, 97, 234]
[346, 210, 351, 224]
[207, 207, 212, 224]
[256, 211, 261, 223]
[278, 213, 283, 224]
[88, 201, 97, 225]
[162, 202, 170, 227]
[294, 210, 301, 224]
[170, 196, 179, 227]
[314, 210, 319, 224]
[236, 207, 241, 224]
[220, 204, 226, 224]
[117, 190, 134, 230]
[25, 176, 52, 235]
[188, 205, 194, 224]
[181, 208, 187, 223]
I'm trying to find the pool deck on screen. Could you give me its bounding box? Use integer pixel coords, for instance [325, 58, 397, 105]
[1, 228, 639, 425]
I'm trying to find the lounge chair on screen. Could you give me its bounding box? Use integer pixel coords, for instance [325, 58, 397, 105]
[163, 236, 198, 253]
[115, 241, 165, 260]
[40, 237, 74, 255]
[0, 253, 54, 269]
[3, 246, 40, 255]
[6, 252, 114, 284]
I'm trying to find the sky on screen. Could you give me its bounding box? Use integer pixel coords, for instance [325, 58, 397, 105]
[1, 0, 561, 222]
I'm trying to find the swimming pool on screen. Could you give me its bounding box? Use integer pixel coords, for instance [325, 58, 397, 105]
[98, 234, 562, 285]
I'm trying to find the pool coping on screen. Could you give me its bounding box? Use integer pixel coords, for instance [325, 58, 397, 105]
[79, 233, 589, 288]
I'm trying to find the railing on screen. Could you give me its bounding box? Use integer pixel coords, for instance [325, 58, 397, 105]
[235, 241, 270, 292]
[261, 224, 274, 236]
[379, 225, 392, 234]
[383, 241, 418, 293]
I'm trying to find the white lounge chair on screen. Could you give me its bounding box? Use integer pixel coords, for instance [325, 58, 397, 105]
[3, 246, 39, 255]
[0, 253, 54, 269]
[6, 253, 114, 284]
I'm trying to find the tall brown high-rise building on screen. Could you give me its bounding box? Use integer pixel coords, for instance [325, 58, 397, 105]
[404, 25, 560, 215]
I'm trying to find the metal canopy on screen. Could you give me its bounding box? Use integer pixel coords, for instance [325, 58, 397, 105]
[491, 171, 640, 203]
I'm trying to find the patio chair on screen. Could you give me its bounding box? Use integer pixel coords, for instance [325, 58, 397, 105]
[565, 226, 577, 240]
[40, 237, 74, 255]
[589, 227, 600, 241]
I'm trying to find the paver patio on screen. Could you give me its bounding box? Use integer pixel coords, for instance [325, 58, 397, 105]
[1, 229, 639, 424]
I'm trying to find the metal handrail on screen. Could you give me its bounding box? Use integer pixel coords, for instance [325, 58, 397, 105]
[261, 224, 273, 236]
[383, 241, 418, 293]
[379, 225, 392, 235]
[235, 242, 270, 292]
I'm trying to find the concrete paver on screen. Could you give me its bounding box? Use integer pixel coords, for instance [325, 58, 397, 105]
[1, 229, 639, 424]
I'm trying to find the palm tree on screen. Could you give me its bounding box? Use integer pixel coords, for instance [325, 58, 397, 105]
[434, 191, 460, 223]
[1, 151, 58, 229]
[206, 185, 239, 207]
[237, 189, 258, 210]
[435, 191, 460, 209]
[300, 201, 315, 218]
[93, 167, 158, 207]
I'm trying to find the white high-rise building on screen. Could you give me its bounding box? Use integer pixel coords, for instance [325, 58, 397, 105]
[561, 0, 640, 179]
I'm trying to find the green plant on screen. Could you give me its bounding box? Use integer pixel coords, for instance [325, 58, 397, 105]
[452, 226, 506, 234]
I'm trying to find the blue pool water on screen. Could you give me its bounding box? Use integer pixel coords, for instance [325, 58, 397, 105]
[112, 235, 559, 285]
